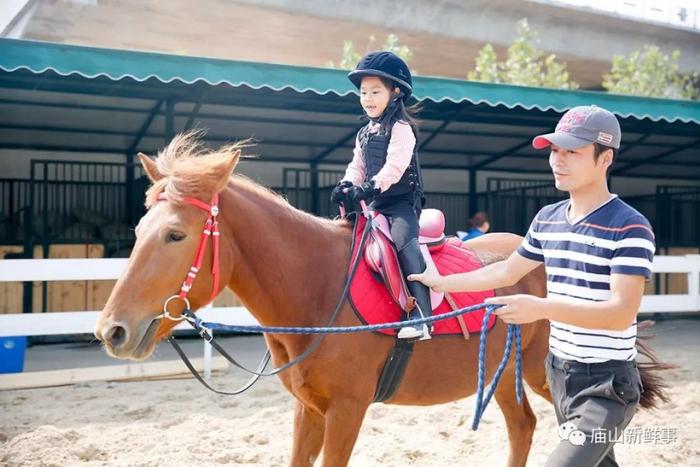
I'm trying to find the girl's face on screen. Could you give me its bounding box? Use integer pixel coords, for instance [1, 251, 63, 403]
[360, 76, 396, 119]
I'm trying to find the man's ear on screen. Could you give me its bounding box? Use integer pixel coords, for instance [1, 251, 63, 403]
[602, 148, 614, 169]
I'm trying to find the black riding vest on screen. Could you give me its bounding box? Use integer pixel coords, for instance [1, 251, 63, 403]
[357, 120, 424, 202]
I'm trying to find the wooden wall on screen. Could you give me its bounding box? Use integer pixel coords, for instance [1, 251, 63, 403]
[1, 244, 241, 314]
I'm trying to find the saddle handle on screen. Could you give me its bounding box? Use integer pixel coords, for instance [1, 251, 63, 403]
[339, 200, 370, 218]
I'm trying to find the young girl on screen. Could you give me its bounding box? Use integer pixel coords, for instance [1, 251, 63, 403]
[330, 51, 430, 340]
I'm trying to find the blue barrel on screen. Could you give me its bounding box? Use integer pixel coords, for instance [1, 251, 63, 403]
[0, 336, 27, 373]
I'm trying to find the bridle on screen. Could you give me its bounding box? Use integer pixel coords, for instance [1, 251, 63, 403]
[150, 190, 371, 395]
[154, 191, 221, 321]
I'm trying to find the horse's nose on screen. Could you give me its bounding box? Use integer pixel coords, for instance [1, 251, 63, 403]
[99, 323, 129, 349]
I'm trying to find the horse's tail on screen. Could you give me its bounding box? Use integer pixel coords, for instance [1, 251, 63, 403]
[636, 320, 675, 410]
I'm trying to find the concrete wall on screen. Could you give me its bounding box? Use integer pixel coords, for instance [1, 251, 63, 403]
[237, 0, 700, 73]
[11, 0, 683, 89]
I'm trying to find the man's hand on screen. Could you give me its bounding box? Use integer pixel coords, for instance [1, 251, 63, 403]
[486, 294, 548, 325]
[407, 261, 443, 290]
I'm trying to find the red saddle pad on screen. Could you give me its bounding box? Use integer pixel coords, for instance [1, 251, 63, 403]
[348, 217, 496, 336]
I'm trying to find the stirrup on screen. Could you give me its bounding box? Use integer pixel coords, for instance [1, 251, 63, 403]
[397, 324, 431, 340]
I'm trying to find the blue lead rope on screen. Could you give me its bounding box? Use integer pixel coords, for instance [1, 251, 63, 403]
[186, 302, 497, 334]
[182, 301, 523, 430]
[472, 306, 523, 430]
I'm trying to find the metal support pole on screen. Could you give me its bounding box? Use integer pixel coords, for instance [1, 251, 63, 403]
[125, 152, 135, 225]
[310, 163, 319, 215]
[469, 168, 478, 215]
[165, 99, 175, 142]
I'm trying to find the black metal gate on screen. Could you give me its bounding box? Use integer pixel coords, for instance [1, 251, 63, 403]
[280, 168, 476, 236]
[27, 160, 147, 257]
[484, 177, 565, 236]
[281, 168, 344, 219]
[654, 186, 700, 249]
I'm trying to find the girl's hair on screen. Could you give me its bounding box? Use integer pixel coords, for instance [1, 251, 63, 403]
[377, 77, 421, 135]
[467, 212, 489, 229]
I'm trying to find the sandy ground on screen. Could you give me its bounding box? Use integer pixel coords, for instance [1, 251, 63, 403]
[1, 319, 699, 466]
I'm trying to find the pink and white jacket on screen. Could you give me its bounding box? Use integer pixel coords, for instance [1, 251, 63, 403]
[341, 120, 416, 193]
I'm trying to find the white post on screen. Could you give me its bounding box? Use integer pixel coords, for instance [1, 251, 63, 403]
[203, 302, 213, 380]
[686, 255, 700, 311]
[204, 337, 213, 380]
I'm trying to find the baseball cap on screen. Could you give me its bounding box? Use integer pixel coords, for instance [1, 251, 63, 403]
[533, 105, 621, 150]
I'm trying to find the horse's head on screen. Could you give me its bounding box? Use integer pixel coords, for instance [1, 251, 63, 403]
[94, 133, 241, 360]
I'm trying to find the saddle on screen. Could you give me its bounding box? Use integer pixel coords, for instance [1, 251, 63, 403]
[350, 208, 496, 338]
[363, 209, 447, 313]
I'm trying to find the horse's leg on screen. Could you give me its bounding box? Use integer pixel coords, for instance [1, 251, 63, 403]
[290, 401, 325, 467]
[522, 323, 553, 404]
[320, 398, 369, 467]
[495, 369, 537, 467]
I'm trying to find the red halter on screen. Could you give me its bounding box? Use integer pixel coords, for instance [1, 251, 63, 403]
[157, 192, 221, 308]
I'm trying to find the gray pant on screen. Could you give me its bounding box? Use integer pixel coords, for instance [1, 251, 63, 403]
[544, 352, 642, 467]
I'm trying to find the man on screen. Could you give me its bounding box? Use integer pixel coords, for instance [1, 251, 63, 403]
[409, 105, 654, 466]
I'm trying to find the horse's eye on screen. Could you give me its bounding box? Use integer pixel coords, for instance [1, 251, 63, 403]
[166, 231, 186, 243]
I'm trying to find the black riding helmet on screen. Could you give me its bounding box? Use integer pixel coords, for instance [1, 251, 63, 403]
[348, 51, 412, 101]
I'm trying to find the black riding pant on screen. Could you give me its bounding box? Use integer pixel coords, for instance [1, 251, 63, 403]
[371, 194, 420, 253]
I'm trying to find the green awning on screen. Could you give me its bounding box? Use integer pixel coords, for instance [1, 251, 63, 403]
[0, 38, 698, 183]
[1, 38, 699, 125]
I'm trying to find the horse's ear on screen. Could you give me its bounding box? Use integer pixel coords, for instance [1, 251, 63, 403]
[210, 149, 241, 193]
[138, 152, 163, 182]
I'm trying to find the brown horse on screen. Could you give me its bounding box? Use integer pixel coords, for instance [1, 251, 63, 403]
[94, 134, 665, 467]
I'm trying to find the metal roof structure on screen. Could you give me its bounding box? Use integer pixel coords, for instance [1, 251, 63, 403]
[1, 38, 699, 184]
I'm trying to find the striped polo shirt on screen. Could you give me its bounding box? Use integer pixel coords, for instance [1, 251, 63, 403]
[517, 195, 655, 363]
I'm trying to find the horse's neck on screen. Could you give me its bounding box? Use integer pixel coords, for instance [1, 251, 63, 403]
[220, 180, 351, 326]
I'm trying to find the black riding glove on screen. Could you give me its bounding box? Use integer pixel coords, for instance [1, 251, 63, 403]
[349, 180, 380, 203]
[330, 180, 353, 204]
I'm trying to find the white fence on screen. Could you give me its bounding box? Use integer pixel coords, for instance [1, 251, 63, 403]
[1, 255, 699, 379]
[0, 258, 257, 381]
[640, 255, 700, 313]
[2, 255, 700, 335]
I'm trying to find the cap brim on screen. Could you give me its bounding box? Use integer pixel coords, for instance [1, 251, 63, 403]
[532, 132, 592, 150]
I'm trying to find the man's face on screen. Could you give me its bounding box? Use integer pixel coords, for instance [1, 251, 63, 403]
[548, 143, 611, 193]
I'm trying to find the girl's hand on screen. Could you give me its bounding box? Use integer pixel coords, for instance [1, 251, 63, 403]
[407, 261, 443, 289]
[349, 181, 379, 202]
[330, 180, 353, 204]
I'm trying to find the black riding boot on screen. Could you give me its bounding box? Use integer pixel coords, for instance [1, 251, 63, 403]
[397, 238, 432, 340]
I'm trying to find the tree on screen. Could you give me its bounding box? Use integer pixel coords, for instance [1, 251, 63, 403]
[468, 19, 578, 90]
[602, 45, 698, 100]
[327, 34, 414, 71]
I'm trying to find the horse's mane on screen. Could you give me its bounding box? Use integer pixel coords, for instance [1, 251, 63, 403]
[143, 131, 349, 233]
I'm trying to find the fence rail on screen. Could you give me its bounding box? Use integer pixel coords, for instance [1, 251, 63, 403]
[2, 255, 699, 336]
[0, 255, 697, 381]
[0, 259, 254, 380]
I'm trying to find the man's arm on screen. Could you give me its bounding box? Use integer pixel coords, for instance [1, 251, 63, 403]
[408, 249, 541, 293]
[491, 273, 646, 331]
